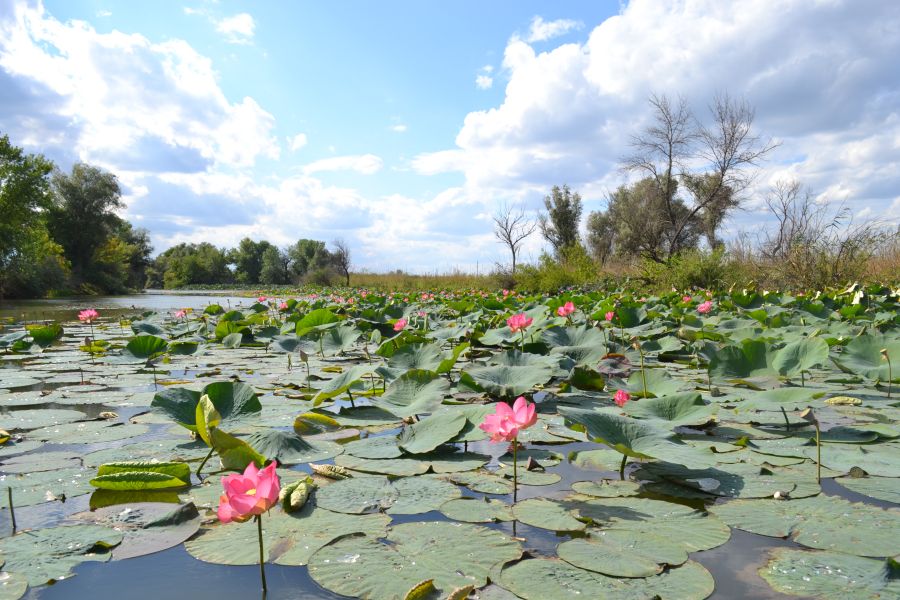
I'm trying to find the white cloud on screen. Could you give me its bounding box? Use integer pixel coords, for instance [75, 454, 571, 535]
[391, 124, 408, 133]
[302, 154, 383, 175]
[96, 10, 111, 18]
[475, 74, 493, 89]
[288, 133, 308, 151]
[0, 2, 278, 171]
[526, 16, 582, 43]
[215, 13, 255, 44]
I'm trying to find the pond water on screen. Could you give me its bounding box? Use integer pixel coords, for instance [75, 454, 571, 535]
[1, 291, 896, 600]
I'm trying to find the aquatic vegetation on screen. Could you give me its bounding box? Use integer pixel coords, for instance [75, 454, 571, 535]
[0, 283, 896, 598]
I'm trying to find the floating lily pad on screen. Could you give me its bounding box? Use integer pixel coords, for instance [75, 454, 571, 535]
[0, 571, 28, 600]
[28, 421, 148, 444]
[1, 467, 93, 506]
[308, 521, 522, 599]
[834, 476, 900, 504]
[571, 480, 641, 498]
[558, 529, 687, 577]
[314, 474, 460, 515]
[1, 409, 87, 432]
[760, 548, 900, 599]
[240, 429, 342, 464]
[372, 369, 450, 418]
[83, 438, 209, 467]
[0, 524, 123, 586]
[343, 435, 403, 459]
[398, 411, 466, 454]
[439, 497, 513, 522]
[1, 451, 81, 473]
[512, 498, 584, 531]
[445, 471, 513, 495]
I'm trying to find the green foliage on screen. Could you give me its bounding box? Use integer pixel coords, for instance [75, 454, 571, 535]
[150, 242, 232, 288]
[516, 244, 599, 292]
[640, 248, 736, 290]
[540, 184, 583, 254]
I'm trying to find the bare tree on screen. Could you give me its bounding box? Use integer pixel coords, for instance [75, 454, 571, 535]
[331, 239, 351, 286]
[622, 93, 778, 260]
[493, 203, 537, 274]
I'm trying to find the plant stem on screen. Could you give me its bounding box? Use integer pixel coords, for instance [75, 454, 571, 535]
[512, 441, 518, 504]
[196, 447, 215, 479]
[256, 514, 268, 594]
[886, 354, 893, 399]
[619, 454, 627, 480]
[780, 406, 791, 432]
[814, 422, 821, 484]
[7, 487, 16, 533]
[639, 347, 647, 398]
[801, 370, 805, 387]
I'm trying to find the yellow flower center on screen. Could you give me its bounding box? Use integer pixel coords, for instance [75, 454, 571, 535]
[245, 488, 257, 496]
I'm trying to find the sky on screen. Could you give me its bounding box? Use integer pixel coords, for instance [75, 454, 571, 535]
[1, 0, 898, 272]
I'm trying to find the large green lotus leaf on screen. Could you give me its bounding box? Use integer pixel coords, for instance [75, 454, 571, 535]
[772, 337, 829, 376]
[0, 524, 123, 586]
[320, 324, 361, 356]
[478, 325, 521, 347]
[623, 369, 687, 398]
[498, 558, 714, 600]
[385, 343, 444, 372]
[832, 334, 900, 381]
[623, 392, 715, 427]
[759, 549, 900, 599]
[372, 369, 450, 418]
[1, 409, 87, 431]
[440, 497, 513, 522]
[738, 387, 820, 411]
[634, 462, 821, 499]
[110, 335, 169, 363]
[83, 438, 209, 467]
[335, 454, 430, 476]
[568, 447, 624, 471]
[329, 405, 401, 428]
[28, 421, 148, 444]
[558, 528, 688, 577]
[185, 503, 389, 566]
[151, 381, 261, 430]
[446, 470, 514, 495]
[558, 407, 713, 468]
[543, 325, 609, 365]
[571, 480, 641, 498]
[1, 451, 81, 473]
[0, 440, 42, 459]
[0, 375, 41, 390]
[709, 339, 776, 379]
[308, 521, 522, 599]
[312, 365, 375, 406]
[834, 475, 900, 503]
[343, 435, 403, 459]
[313, 475, 399, 513]
[459, 364, 553, 398]
[2, 466, 93, 506]
[803, 442, 900, 477]
[0, 571, 28, 600]
[440, 404, 493, 443]
[398, 411, 466, 454]
[72, 502, 200, 560]
[576, 497, 731, 553]
[240, 429, 342, 465]
[387, 475, 461, 514]
[512, 498, 585, 531]
[294, 308, 340, 336]
[26, 323, 64, 347]
[710, 495, 900, 556]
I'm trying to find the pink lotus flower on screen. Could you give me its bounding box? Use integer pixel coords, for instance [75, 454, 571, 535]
[417, 311, 426, 317]
[278, 302, 289, 310]
[421, 293, 429, 301]
[605, 311, 615, 322]
[479, 396, 537, 443]
[697, 301, 713, 314]
[557, 301, 575, 317]
[614, 389, 631, 408]
[257, 296, 267, 303]
[393, 318, 407, 332]
[507, 313, 533, 333]
[217, 462, 280, 524]
[682, 295, 692, 303]
[78, 309, 99, 323]
[174, 309, 187, 319]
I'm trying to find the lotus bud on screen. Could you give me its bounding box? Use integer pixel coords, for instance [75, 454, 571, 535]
[798, 408, 819, 426]
[279, 477, 316, 512]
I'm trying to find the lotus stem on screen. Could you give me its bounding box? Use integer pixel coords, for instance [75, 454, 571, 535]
[883, 349, 892, 399]
[256, 514, 268, 594]
[780, 406, 791, 432]
[512, 440, 518, 504]
[815, 421, 821, 483]
[637, 343, 647, 398]
[7, 487, 16, 533]
[196, 447, 215, 479]
[801, 370, 805, 388]
[619, 454, 627, 480]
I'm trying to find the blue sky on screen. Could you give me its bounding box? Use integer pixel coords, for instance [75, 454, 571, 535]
[1, 1, 898, 272]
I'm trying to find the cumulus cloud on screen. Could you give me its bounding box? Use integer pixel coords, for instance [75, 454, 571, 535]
[526, 16, 582, 42]
[302, 154, 383, 175]
[475, 74, 493, 89]
[416, 0, 900, 235]
[391, 124, 408, 133]
[215, 13, 255, 44]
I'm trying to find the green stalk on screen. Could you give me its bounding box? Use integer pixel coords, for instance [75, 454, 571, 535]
[619, 454, 627, 480]
[256, 514, 268, 594]
[638, 346, 647, 398]
[512, 441, 518, 504]
[780, 406, 791, 432]
[7, 487, 16, 533]
[815, 421, 821, 483]
[196, 447, 215, 479]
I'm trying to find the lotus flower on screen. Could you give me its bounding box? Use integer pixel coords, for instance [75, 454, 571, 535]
[278, 301, 289, 311]
[697, 300, 713, 314]
[174, 309, 187, 319]
[479, 396, 537, 443]
[507, 313, 533, 333]
[393, 318, 407, 332]
[257, 296, 267, 303]
[605, 311, 615, 322]
[614, 389, 631, 408]
[78, 309, 99, 323]
[557, 301, 575, 317]
[682, 295, 692, 303]
[217, 462, 281, 524]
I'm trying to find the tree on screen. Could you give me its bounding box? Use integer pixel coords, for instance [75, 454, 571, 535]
[620, 93, 776, 260]
[260, 246, 291, 285]
[539, 185, 583, 254]
[115, 221, 153, 290]
[47, 163, 124, 283]
[287, 239, 327, 280]
[0, 134, 65, 298]
[228, 238, 274, 284]
[331, 239, 352, 286]
[493, 203, 537, 274]
[151, 243, 231, 289]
